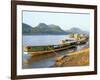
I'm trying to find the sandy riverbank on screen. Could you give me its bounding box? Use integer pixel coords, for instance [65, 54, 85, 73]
[55, 48, 89, 67]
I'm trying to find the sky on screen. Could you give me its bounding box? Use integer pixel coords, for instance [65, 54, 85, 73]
[22, 10, 90, 31]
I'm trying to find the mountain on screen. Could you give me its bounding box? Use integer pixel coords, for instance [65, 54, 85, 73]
[66, 27, 89, 35]
[22, 23, 68, 35]
[22, 23, 88, 35]
[22, 23, 33, 35]
[48, 24, 65, 33]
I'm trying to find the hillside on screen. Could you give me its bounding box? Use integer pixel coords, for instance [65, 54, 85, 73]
[22, 23, 68, 35]
[22, 23, 88, 35]
[66, 27, 89, 34]
[22, 23, 33, 35]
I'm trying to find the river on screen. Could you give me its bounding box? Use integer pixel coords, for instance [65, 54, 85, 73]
[22, 35, 69, 46]
[22, 35, 89, 69]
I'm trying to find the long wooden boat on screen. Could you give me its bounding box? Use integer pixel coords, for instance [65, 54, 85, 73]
[24, 36, 88, 56]
[24, 41, 77, 56]
[28, 45, 76, 56]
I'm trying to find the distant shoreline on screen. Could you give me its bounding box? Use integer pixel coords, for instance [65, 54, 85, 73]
[22, 34, 68, 36]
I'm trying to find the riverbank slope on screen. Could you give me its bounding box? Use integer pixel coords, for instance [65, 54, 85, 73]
[55, 48, 89, 67]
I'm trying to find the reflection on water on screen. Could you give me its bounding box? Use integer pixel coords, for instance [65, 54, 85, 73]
[22, 42, 89, 69]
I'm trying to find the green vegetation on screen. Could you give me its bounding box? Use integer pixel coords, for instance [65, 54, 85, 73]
[22, 23, 68, 35]
[22, 23, 89, 35]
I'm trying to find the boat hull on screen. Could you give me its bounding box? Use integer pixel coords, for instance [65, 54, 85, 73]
[28, 45, 76, 56]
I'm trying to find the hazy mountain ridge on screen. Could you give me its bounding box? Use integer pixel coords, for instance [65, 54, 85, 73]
[22, 23, 68, 35]
[22, 23, 89, 35]
[66, 27, 89, 34]
[22, 23, 33, 35]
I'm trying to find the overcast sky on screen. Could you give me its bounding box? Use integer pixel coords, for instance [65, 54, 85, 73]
[22, 11, 90, 31]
